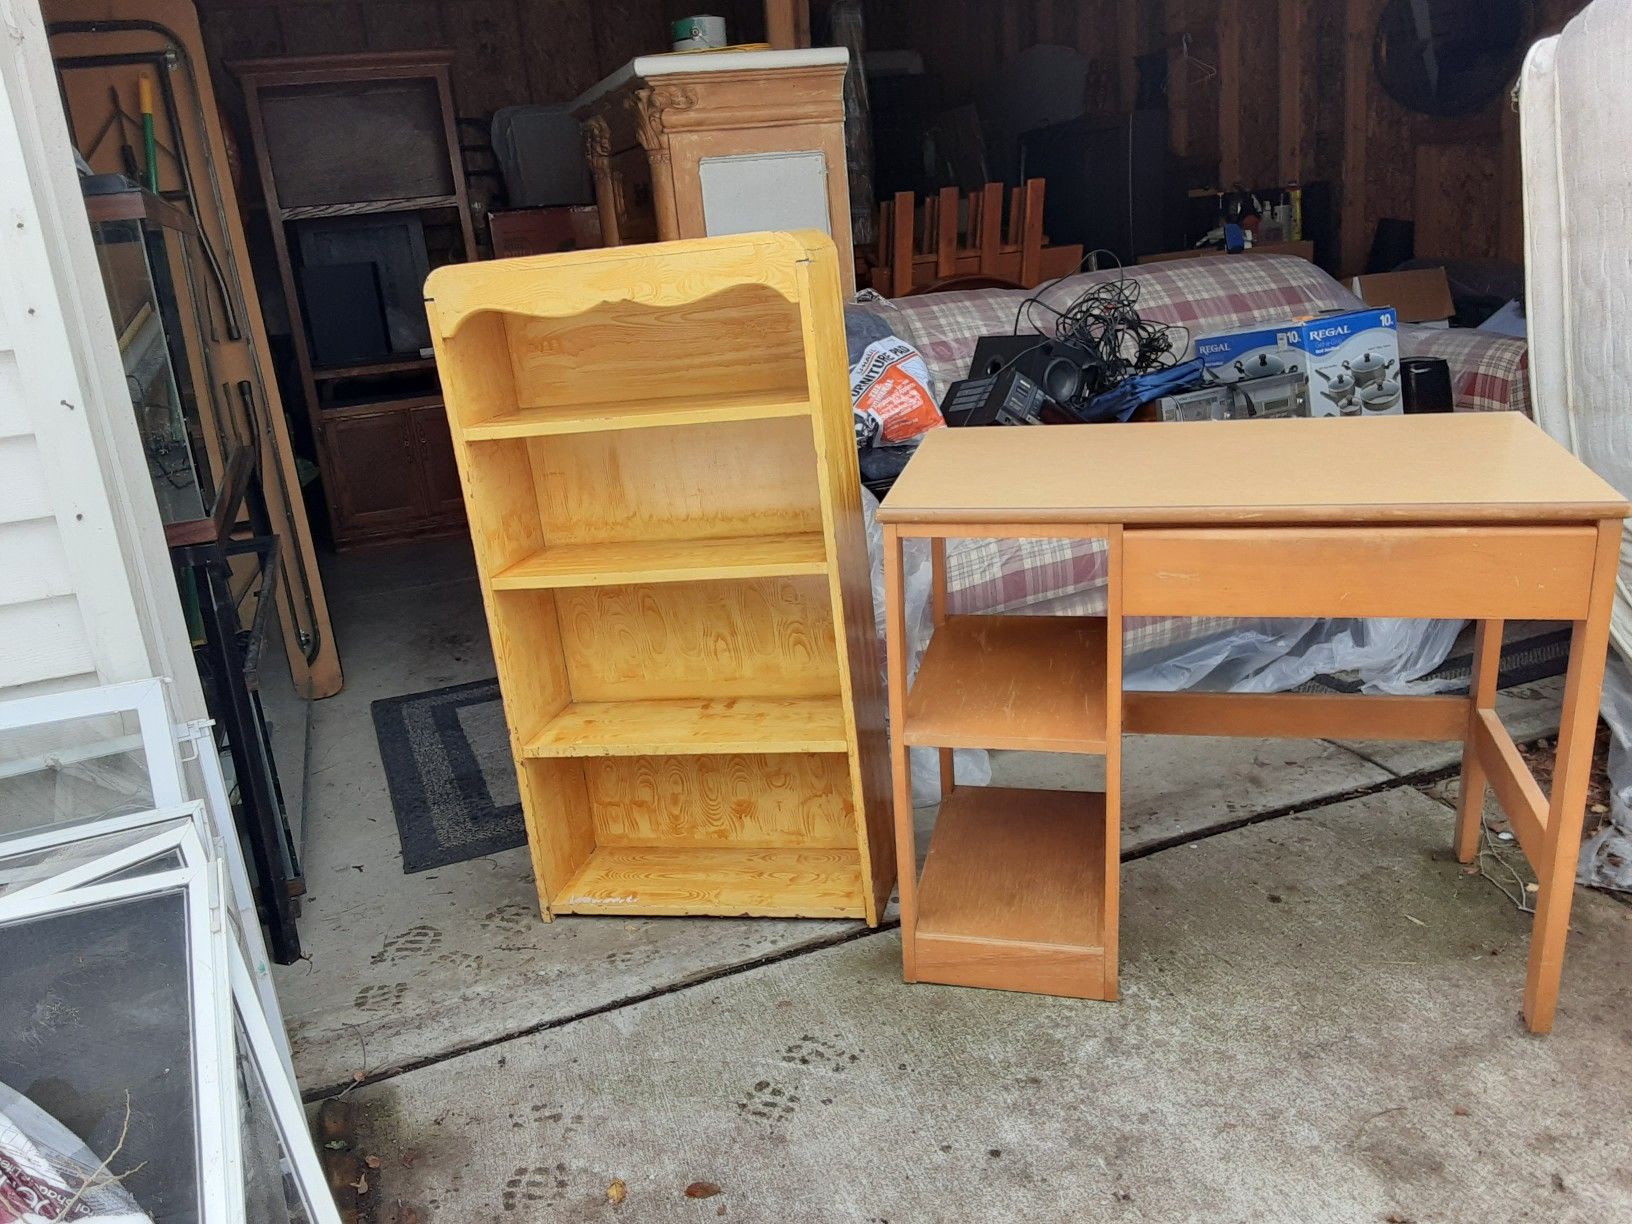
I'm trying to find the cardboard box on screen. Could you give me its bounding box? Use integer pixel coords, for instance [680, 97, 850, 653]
[488, 205, 603, 259]
[1351, 267, 1453, 326]
[1194, 307, 1400, 417]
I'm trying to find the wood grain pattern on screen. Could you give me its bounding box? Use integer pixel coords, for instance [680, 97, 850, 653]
[881, 416, 1631, 526]
[425, 234, 807, 335]
[461, 391, 811, 439]
[878, 406, 1619, 1028]
[551, 845, 865, 917]
[529, 417, 823, 545]
[430, 232, 888, 920]
[794, 235, 895, 923]
[583, 752, 855, 847]
[1101, 525, 1124, 1000]
[883, 525, 917, 976]
[1471, 707, 1548, 866]
[524, 696, 847, 757]
[515, 758, 596, 921]
[503, 285, 809, 410]
[551, 576, 838, 700]
[1524, 517, 1623, 1032]
[1123, 526, 1598, 620]
[1414, 141, 1502, 262]
[575, 57, 855, 292]
[491, 532, 829, 589]
[914, 785, 1109, 999]
[904, 616, 1108, 753]
[1125, 691, 1469, 741]
[1454, 618, 1505, 863]
[1278, 0, 1315, 183]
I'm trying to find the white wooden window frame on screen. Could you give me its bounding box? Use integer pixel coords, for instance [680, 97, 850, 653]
[0, 679, 292, 1075]
[0, 859, 240, 1220]
[1, 807, 209, 903]
[5, 829, 341, 1224]
[0, 677, 183, 809]
[228, 939, 342, 1224]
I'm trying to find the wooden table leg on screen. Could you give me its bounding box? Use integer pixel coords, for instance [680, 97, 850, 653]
[929, 538, 954, 798]
[1522, 519, 1620, 1032]
[1455, 618, 1504, 862]
[883, 524, 918, 981]
[1102, 527, 1124, 1000]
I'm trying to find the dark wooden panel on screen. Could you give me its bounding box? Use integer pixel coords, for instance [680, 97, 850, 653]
[256, 76, 455, 205]
[1415, 140, 1501, 261]
[592, 0, 667, 78]
[324, 408, 425, 532]
[201, 5, 285, 61]
[412, 405, 466, 519]
[519, 0, 601, 101]
[361, 1, 447, 52]
[278, 3, 366, 55]
[444, 0, 531, 117]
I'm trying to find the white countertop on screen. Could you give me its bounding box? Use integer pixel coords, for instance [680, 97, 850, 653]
[569, 47, 849, 114]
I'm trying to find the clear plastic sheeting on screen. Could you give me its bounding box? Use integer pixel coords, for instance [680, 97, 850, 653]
[862, 490, 1460, 806]
[1582, 655, 1632, 891]
[1127, 616, 1464, 696]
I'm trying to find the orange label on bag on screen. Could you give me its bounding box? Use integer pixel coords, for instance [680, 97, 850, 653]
[852, 338, 943, 443]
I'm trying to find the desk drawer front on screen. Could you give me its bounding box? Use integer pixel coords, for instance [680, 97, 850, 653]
[1123, 526, 1598, 620]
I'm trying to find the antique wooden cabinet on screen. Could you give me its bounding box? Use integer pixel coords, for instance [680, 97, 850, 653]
[570, 49, 855, 294]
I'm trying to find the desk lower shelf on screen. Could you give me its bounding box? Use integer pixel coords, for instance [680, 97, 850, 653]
[911, 785, 1111, 1000]
[905, 616, 1108, 753]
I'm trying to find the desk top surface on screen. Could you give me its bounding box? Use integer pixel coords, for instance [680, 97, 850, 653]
[878, 413, 1630, 526]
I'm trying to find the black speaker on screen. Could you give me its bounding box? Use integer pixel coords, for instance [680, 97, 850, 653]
[968, 335, 1104, 402]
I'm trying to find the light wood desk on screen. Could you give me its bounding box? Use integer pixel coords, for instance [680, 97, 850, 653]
[877, 413, 1629, 1032]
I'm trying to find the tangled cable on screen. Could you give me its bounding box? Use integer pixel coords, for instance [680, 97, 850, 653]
[1012, 251, 1191, 394]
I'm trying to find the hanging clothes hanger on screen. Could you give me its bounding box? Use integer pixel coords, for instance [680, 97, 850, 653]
[1179, 34, 1218, 87]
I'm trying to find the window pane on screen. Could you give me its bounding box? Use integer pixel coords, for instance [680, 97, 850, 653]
[0, 888, 203, 1221]
[0, 711, 154, 838]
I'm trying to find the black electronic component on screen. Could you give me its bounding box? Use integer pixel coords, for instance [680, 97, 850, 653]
[968, 335, 1106, 403]
[941, 369, 1071, 428]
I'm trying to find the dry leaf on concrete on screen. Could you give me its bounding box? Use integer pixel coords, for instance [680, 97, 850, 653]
[608, 1180, 627, 1204]
[686, 1181, 723, 1199]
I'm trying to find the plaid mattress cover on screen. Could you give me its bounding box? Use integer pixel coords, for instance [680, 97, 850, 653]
[872, 254, 1531, 655]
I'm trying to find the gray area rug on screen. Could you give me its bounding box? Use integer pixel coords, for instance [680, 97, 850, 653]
[372, 677, 518, 873]
[373, 630, 1571, 873]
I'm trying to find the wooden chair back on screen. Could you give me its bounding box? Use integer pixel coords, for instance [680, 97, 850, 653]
[872, 179, 1071, 296]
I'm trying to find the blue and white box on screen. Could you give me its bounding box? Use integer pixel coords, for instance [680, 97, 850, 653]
[1194, 307, 1401, 417]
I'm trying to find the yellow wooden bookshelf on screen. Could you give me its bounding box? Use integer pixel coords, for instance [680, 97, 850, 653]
[425, 232, 893, 923]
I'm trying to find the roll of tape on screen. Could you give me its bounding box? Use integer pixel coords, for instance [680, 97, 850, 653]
[671, 14, 727, 50]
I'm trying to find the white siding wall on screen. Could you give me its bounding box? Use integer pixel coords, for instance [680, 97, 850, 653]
[0, 0, 204, 715]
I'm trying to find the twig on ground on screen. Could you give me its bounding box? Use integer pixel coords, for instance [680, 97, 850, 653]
[56, 1090, 145, 1215]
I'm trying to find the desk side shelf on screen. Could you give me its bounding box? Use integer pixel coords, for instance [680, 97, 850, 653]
[889, 541, 1123, 1001]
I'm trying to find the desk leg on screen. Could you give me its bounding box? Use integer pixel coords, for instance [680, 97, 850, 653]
[1102, 527, 1124, 1000]
[930, 538, 954, 797]
[1523, 519, 1620, 1033]
[883, 525, 918, 981]
[1454, 619, 1504, 863]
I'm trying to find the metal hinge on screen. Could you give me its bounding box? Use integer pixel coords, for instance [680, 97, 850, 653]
[174, 718, 217, 764]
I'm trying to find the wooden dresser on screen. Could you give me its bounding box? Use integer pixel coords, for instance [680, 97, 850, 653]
[569, 48, 855, 294]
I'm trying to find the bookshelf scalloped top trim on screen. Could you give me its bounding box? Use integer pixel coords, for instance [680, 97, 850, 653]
[425, 231, 828, 337]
